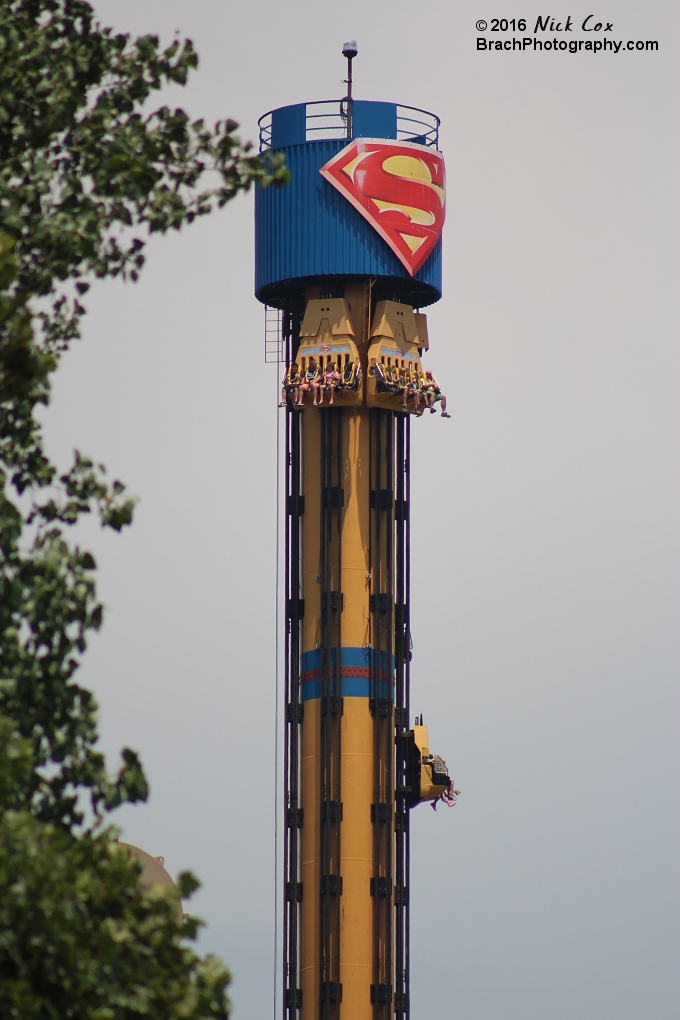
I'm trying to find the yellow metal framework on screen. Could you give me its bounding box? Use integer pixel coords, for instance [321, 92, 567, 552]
[282, 289, 448, 1020]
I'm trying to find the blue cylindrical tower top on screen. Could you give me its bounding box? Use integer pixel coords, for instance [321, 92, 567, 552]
[255, 100, 445, 308]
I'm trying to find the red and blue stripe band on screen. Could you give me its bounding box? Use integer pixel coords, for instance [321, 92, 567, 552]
[300, 647, 395, 702]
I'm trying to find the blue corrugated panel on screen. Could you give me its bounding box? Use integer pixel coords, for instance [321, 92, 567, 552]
[352, 101, 397, 139]
[271, 104, 306, 148]
[255, 139, 442, 307]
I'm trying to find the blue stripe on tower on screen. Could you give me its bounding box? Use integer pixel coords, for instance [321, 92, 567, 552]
[300, 647, 395, 673]
[300, 646, 396, 702]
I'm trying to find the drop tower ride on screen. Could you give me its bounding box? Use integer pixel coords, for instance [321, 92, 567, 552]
[255, 43, 456, 1020]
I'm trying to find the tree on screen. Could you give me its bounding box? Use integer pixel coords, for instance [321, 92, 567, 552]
[0, 2, 287, 1015]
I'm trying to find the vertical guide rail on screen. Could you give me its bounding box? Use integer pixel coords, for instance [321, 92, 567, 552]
[384, 414, 394, 1018]
[319, 408, 343, 1019]
[370, 408, 382, 1018]
[404, 417, 411, 1019]
[370, 410, 395, 1020]
[393, 415, 410, 1020]
[284, 311, 303, 1019]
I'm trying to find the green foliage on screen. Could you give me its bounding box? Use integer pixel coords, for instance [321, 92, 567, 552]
[0, 720, 230, 1018]
[0, 0, 287, 496]
[0, 1, 287, 1014]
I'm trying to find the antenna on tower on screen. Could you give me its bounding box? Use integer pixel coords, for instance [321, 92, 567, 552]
[341, 39, 358, 138]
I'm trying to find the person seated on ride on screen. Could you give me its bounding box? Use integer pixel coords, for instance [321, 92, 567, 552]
[396, 366, 408, 411]
[279, 362, 301, 407]
[424, 370, 451, 417]
[342, 358, 360, 391]
[371, 361, 388, 392]
[299, 357, 322, 406]
[384, 363, 402, 394]
[415, 370, 434, 415]
[320, 360, 341, 405]
[402, 366, 418, 413]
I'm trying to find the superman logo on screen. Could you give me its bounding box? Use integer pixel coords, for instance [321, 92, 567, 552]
[320, 139, 445, 275]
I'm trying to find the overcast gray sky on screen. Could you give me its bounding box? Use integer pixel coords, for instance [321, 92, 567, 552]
[42, 2, 679, 1018]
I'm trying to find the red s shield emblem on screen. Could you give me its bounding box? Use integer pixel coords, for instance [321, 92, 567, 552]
[320, 139, 445, 276]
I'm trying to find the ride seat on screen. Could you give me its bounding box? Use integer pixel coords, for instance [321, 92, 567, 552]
[294, 298, 362, 409]
[366, 301, 427, 413]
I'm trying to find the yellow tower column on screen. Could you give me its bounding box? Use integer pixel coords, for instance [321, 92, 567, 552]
[337, 404, 373, 1019]
[297, 283, 393, 1020]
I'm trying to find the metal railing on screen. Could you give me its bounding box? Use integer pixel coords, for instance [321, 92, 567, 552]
[258, 100, 439, 152]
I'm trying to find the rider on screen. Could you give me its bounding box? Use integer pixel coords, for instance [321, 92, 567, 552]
[279, 362, 301, 407]
[419, 369, 435, 412]
[299, 357, 322, 406]
[320, 360, 341, 405]
[404, 365, 420, 413]
[384, 363, 402, 394]
[424, 370, 451, 418]
[371, 360, 387, 392]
